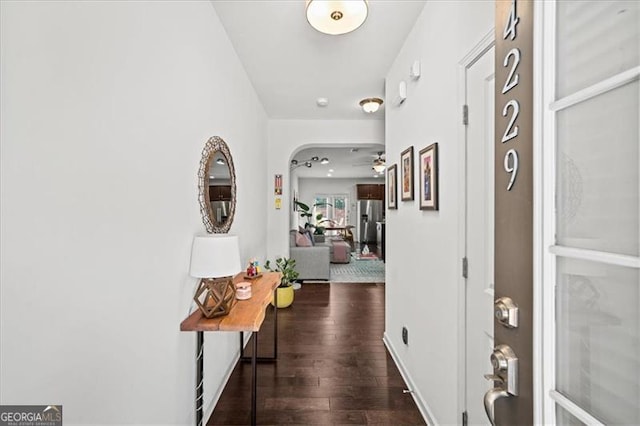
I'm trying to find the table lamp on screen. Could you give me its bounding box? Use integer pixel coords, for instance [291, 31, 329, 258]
[189, 234, 241, 318]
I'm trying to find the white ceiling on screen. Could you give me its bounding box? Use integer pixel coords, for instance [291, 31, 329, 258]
[291, 145, 386, 179]
[211, 0, 426, 120]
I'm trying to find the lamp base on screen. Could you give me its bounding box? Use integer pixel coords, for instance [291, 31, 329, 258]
[194, 277, 236, 318]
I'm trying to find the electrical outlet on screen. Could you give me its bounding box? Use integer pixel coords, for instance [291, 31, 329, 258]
[402, 327, 409, 345]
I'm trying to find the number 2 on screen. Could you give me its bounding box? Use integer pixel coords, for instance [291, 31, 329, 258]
[501, 100, 519, 143]
[502, 48, 520, 94]
[503, 0, 519, 41]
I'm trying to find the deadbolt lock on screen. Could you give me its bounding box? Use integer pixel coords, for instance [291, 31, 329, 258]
[494, 297, 519, 328]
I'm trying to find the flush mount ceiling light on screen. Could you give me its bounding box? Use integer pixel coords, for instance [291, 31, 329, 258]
[359, 97, 383, 113]
[305, 0, 368, 35]
[291, 156, 330, 170]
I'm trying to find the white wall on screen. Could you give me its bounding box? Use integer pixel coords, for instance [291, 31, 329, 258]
[383, 1, 493, 425]
[266, 119, 384, 258]
[297, 177, 383, 229]
[0, 2, 267, 424]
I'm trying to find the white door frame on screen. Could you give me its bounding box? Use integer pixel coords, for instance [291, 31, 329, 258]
[533, 1, 549, 424]
[456, 27, 495, 423]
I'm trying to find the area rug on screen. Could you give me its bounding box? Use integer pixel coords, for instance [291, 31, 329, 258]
[329, 258, 385, 283]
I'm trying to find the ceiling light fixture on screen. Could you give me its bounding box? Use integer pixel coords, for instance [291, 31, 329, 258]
[291, 156, 330, 170]
[305, 0, 368, 35]
[359, 97, 383, 113]
[372, 162, 386, 173]
[372, 151, 386, 172]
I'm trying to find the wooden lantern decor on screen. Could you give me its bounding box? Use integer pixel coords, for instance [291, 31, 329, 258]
[194, 277, 237, 318]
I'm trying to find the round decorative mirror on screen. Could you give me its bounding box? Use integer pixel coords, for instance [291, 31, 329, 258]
[198, 136, 236, 233]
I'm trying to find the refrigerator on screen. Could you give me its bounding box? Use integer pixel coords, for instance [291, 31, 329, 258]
[357, 200, 384, 244]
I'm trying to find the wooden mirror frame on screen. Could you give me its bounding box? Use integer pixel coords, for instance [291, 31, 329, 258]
[198, 136, 236, 233]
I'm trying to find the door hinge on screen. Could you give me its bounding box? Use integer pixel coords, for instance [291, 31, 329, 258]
[462, 104, 469, 125]
[462, 410, 468, 426]
[462, 257, 468, 279]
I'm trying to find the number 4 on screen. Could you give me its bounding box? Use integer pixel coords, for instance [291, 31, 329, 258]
[503, 0, 519, 41]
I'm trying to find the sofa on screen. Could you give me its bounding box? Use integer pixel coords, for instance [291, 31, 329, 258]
[289, 230, 330, 281]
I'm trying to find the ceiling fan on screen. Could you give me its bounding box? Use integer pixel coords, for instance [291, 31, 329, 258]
[372, 152, 386, 172]
[351, 151, 386, 173]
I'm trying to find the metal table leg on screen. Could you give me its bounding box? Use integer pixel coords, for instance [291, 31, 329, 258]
[237, 289, 280, 426]
[251, 332, 258, 426]
[196, 331, 204, 426]
[273, 288, 278, 358]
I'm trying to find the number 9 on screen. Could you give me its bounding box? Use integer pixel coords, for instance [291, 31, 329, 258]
[504, 149, 519, 191]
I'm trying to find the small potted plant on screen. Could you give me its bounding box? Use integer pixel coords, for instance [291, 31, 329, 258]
[264, 257, 299, 308]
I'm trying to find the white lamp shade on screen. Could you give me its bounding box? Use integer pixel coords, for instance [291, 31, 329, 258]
[306, 0, 368, 35]
[189, 234, 241, 278]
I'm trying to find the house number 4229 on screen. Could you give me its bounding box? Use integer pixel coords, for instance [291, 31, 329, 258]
[501, 0, 520, 191]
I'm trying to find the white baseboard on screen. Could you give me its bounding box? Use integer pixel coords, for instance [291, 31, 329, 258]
[202, 332, 252, 424]
[383, 332, 439, 426]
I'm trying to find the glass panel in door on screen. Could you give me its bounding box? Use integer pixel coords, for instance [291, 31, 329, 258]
[556, 1, 639, 98]
[556, 80, 639, 256]
[556, 258, 639, 424]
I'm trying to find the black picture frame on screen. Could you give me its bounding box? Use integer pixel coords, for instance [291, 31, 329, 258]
[401, 146, 414, 201]
[419, 143, 439, 210]
[387, 164, 398, 210]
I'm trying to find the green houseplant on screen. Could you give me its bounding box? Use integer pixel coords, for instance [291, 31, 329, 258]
[264, 257, 299, 308]
[294, 201, 333, 235]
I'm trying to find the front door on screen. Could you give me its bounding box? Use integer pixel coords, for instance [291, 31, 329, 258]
[542, 1, 640, 424]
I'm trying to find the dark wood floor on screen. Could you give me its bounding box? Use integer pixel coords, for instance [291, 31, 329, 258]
[208, 283, 426, 425]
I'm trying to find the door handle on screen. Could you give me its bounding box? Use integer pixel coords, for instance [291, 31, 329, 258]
[483, 344, 518, 425]
[484, 387, 509, 426]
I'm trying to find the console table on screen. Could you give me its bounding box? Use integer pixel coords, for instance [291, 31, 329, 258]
[180, 272, 281, 426]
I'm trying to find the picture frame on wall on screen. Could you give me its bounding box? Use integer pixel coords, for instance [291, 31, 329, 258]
[401, 146, 414, 201]
[419, 143, 439, 210]
[387, 164, 398, 210]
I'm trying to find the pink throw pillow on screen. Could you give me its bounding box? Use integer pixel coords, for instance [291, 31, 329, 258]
[296, 232, 312, 247]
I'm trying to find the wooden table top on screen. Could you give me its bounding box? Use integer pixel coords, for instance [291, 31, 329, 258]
[180, 272, 281, 333]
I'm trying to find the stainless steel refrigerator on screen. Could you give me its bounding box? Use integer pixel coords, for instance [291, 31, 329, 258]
[357, 200, 384, 244]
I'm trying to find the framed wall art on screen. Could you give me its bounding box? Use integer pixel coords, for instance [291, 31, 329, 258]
[387, 164, 397, 210]
[419, 143, 438, 210]
[401, 146, 414, 201]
